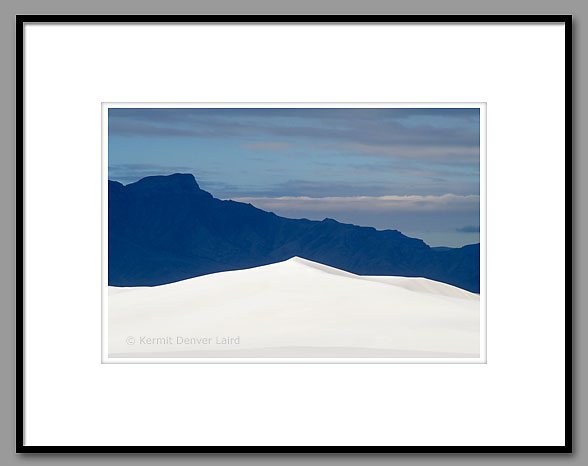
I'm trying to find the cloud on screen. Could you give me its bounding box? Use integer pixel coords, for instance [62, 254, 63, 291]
[341, 143, 479, 162]
[240, 142, 291, 151]
[456, 225, 480, 233]
[108, 108, 480, 159]
[109, 122, 203, 138]
[232, 194, 480, 213]
[211, 177, 480, 199]
[109, 107, 479, 123]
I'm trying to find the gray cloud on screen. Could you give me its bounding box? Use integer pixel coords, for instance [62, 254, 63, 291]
[232, 194, 480, 213]
[456, 225, 481, 233]
[108, 108, 480, 161]
[340, 143, 480, 163]
[240, 142, 292, 151]
[211, 177, 480, 199]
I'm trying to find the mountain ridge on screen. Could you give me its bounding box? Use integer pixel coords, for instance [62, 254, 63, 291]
[108, 173, 480, 292]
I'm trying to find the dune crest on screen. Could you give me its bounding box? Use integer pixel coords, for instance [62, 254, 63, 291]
[109, 257, 480, 359]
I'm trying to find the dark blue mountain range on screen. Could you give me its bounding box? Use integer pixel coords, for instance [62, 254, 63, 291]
[108, 173, 480, 292]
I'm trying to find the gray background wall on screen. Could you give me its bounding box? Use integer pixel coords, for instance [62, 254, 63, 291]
[2, 0, 582, 464]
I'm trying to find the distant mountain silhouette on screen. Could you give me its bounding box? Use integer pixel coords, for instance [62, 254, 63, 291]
[108, 173, 480, 292]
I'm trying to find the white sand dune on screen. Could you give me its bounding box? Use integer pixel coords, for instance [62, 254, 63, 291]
[108, 257, 480, 358]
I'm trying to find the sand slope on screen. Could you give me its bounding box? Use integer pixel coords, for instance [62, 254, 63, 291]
[108, 257, 480, 358]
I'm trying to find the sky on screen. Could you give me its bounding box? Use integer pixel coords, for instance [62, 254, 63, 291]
[108, 107, 480, 248]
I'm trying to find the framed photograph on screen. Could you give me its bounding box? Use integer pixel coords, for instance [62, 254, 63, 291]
[104, 102, 485, 364]
[18, 15, 571, 452]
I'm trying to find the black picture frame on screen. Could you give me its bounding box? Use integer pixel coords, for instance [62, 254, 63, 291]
[16, 14, 572, 454]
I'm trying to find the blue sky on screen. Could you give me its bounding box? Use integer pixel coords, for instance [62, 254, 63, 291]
[108, 107, 480, 247]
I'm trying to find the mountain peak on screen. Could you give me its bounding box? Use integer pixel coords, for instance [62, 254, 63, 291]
[134, 173, 199, 188]
[122, 173, 212, 198]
